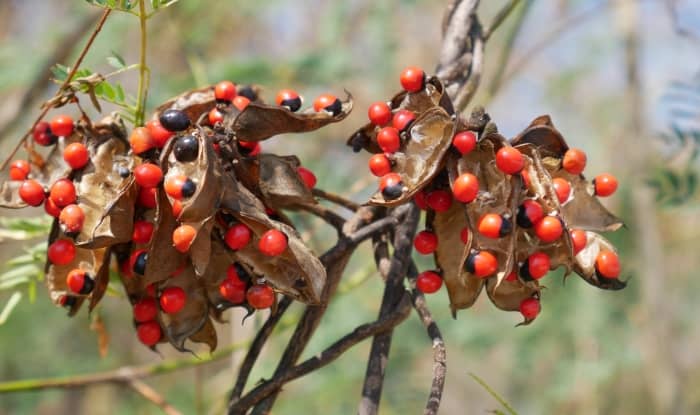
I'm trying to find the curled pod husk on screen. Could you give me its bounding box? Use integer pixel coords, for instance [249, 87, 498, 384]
[428, 192, 483, 314]
[221, 178, 326, 304]
[368, 107, 456, 206]
[256, 154, 316, 209]
[514, 144, 575, 276]
[156, 264, 210, 352]
[347, 77, 452, 154]
[45, 222, 111, 314]
[0, 132, 80, 209]
[452, 134, 519, 285]
[485, 277, 540, 325]
[230, 94, 353, 142]
[153, 86, 217, 127]
[573, 231, 626, 290]
[73, 119, 136, 248]
[142, 189, 186, 286]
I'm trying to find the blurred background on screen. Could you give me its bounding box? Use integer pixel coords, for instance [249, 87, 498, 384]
[1, 0, 700, 414]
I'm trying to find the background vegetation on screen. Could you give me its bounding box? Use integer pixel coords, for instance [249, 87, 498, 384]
[1, 0, 699, 413]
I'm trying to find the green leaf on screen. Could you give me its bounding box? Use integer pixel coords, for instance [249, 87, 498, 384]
[0, 275, 30, 290]
[151, 0, 179, 10]
[102, 82, 117, 100]
[0, 292, 22, 325]
[115, 83, 126, 102]
[51, 64, 69, 81]
[107, 52, 126, 69]
[0, 264, 40, 281]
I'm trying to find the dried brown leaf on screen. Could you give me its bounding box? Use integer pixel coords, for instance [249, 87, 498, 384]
[232, 94, 352, 142]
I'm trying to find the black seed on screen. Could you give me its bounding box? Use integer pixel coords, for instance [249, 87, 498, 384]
[519, 261, 534, 281]
[516, 204, 533, 228]
[382, 183, 404, 199]
[118, 166, 131, 178]
[133, 252, 148, 275]
[323, 98, 343, 116]
[61, 296, 77, 308]
[499, 217, 513, 237]
[80, 274, 95, 295]
[181, 179, 197, 198]
[465, 252, 477, 273]
[280, 97, 302, 112]
[159, 109, 191, 132]
[234, 263, 251, 284]
[237, 85, 258, 101]
[349, 133, 367, 153]
[173, 135, 199, 162]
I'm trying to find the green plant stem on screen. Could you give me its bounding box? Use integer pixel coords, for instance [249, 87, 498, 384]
[468, 373, 518, 415]
[0, 315, 294, 394]
[135, 0, 149, 126]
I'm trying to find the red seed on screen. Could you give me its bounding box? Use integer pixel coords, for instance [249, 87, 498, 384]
[495, 147, 524, 175]
[297, 167, 317, 189]
[414, 230, 438, 254]
[48, 239, 76, 265]
[399, 66, 425, 92]
[258, 229, 288, 256]
[246, 284, 275, 309]
[137, 321, 162, 346]
[426, 190, 452, 212]
[63, 143, 89, 170]
[9, 160, 30, 181]
[452, 131, 477, 155]
[452, 173, 479, 203]
[367, 102, 392, 126]
[519, 297, 541, 320]
[19, 179, 45, 206]
[416, 271, 443, 294]
[160, 286, 186, 314]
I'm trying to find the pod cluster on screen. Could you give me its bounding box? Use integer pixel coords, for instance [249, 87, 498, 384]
[0, 81, 352, 351]
[349, 67, 624, 324]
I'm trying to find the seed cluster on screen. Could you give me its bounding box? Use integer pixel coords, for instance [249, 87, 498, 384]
[0, 81, 351, 351]
[349, 67, 625, 324]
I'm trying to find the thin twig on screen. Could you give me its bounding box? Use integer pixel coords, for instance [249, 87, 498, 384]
[228, 293, 412, 414]
[498, 1, 611, 91]
[230, 296, 293, 400]
[0, 13, 96, 143]
[0, 338, 260, 394]
[1, 8, 112, 171]
[312, 188, 360, 211]
[238, 206, 385, 414]
[485, 0, 534, 100]
[128, 380, 183, 415]
[295, 202, 347, 234]
[483, 0, 522, 40]
[407, 262, 446, 415]
[358, 204, 420, 415]
[135, 0, 148, 126]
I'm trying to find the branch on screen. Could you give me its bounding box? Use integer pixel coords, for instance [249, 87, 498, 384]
[228, 293, 412, 414]
[128, 380, 183, 415]
[483, 0, 523, 41]
[485, 0, 534, 100]
[233, 206, 387, 414]
[0, 12, 97, 143]
[312, 188, 360, 211]
[407, 262, 446, 415]
[436, 0, 482, 110]
[498, 1, 611, 92]
[230, 296, 293, 400]
[358, 204, 420, 415]
[295, 202, 347, 234]
[1, 8, 112, 171]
